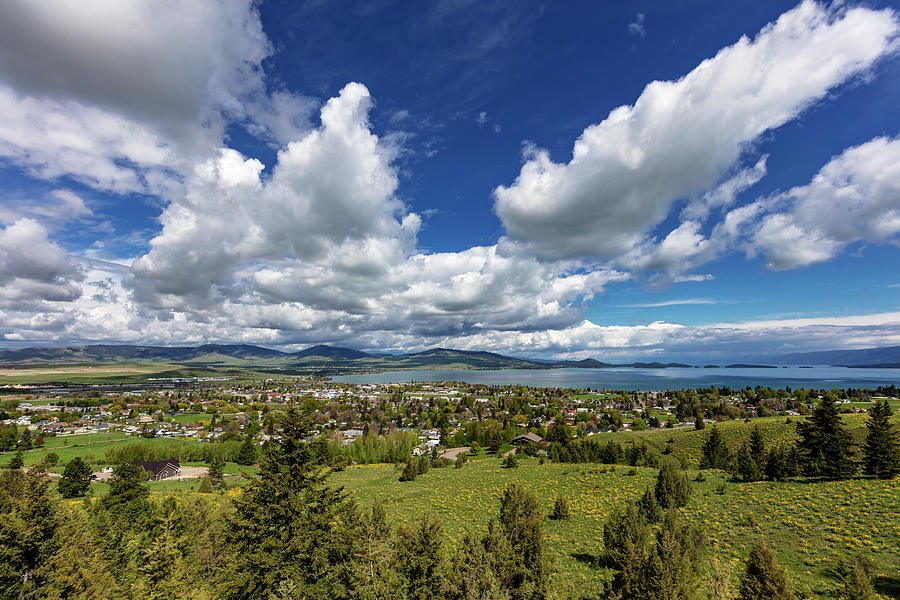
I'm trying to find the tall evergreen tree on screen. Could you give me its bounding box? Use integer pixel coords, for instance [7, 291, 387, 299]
[654, 459, 692, 509]
[58, 456, 92, 499]
[235, 436, 257, 466]
[644, 510, 704, 600]
[221, 406, 354, 599]
[41, 505, 117, 600]
[748, 425, 766, 478]
[16, 427, 32, 451]
[446, 529, 509, 600]
[603, 502, 652, 598]
[499, 483, 548, 600]
[861, 398, 899, 479]
[700, 426, 731, 470]
[207, 453, 225, 487]
[738, 537, 794, 600]
[796, 394, 856, 479]
[0, 462, 60, 598]
[355, 500, 402, 600]
[140, 498, 186, 600]
[394, 512, 446, 600]
[8, 450, 23, 470]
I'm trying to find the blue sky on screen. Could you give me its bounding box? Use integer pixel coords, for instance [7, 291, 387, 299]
[0, 0, 899, 361]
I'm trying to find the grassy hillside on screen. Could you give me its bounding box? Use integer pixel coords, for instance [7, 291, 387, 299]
[598, 414, 871, 467]
[332, 452, 900, 599]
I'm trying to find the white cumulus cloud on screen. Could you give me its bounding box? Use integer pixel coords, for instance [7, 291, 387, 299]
[494, 1, 898, 262]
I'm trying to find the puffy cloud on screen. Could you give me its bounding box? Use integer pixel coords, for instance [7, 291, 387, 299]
[0, 218, 83, 304]
[494, 1, 898, 262]
[0, 0, 269, 142]
[0, 0, 298, 196]
[125, 82, 632, 339]
[749, 136, 900, 269]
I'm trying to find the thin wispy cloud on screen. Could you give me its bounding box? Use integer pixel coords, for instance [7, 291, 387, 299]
[616, 299, 721, 308]
[628, 13, 646, 38]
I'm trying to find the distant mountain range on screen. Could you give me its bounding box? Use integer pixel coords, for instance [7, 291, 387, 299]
[2, 343, 899, 371]
[0, 343, 690, 371]
[775, 345, 900, 368]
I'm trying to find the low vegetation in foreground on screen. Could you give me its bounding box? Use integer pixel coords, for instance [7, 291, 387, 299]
[0, 379, 898, 599]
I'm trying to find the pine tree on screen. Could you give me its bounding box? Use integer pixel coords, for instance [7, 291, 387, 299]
[394, 512, 446, 600]
[603, 502, 652, 598]
[700, 426, 731, 470]
[40, 505, 117, 600]
[197, 475, 213, 493]
[835, 556, 877, 600]
[862, 398, 899, 479]
[17, 427, 32, 451]
[207, 454, 225, 487]
[446, 529, 509, 600]
[796, 394, 856, 479]
[738, 537, 794, 600]
[140, 498, 185, 600]
[644, 510, 704, 600]
[235, 436, 257, 466]
[499, 483, 548, 600]
[9, 450, 24, 469]
[695, 408, 706, 430]
[356, 500, 402, 600]
[221, 406, 355, 599]
[59, 456, 92, 498]
[654, 459, 691, 509]
[0, 462, 61, 598]
[399, 458, 418, 482]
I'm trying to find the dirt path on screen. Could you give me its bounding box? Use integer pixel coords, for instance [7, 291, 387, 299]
[438, 446, 470, 461]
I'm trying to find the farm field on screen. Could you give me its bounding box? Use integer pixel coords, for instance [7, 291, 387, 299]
[331, 454, 900, 599]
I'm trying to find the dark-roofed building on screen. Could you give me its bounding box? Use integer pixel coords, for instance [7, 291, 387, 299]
[511, 432, 547, 446]
[130, 459, 180, 481]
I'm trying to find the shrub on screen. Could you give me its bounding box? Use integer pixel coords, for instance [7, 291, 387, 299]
[654, 459, 691, 510]
[550, 496, 570, 520]
[738, 537, 794, 600]
[399, 459, 417, 482]
[501, 454, 518, 469]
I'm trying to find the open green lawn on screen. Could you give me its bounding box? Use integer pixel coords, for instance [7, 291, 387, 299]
[3, 434, 201, 472]
[164, 412, 211, 424]
[331, 453, 900, 599]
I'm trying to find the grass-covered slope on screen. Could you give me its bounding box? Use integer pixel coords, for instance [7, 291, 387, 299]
[332, 451, 900, 599]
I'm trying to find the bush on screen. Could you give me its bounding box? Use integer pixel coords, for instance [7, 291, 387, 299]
[654, 459, 691, 509]
[399, 459, 417, 482]
[454, 452, 467, 469]
[738, 537, 794, 600]
[58, 456, 92, 498]
[501, 453, 518, 469]
[550, 496, 570, 520]
[8, 451, 23, 470]
[198, 475, 213, 493]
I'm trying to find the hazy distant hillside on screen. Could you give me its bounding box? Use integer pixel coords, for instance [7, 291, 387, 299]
[776, 345, 900, 367]
[0, 343, 691, 371]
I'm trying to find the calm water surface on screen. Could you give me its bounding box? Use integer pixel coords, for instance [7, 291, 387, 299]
[332, 366, 900, 391]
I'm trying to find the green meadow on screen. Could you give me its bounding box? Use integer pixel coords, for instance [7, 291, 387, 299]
[332, 444, 900, 599]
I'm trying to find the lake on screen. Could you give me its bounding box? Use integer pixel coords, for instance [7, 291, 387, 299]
[332, 366, 900, 391]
